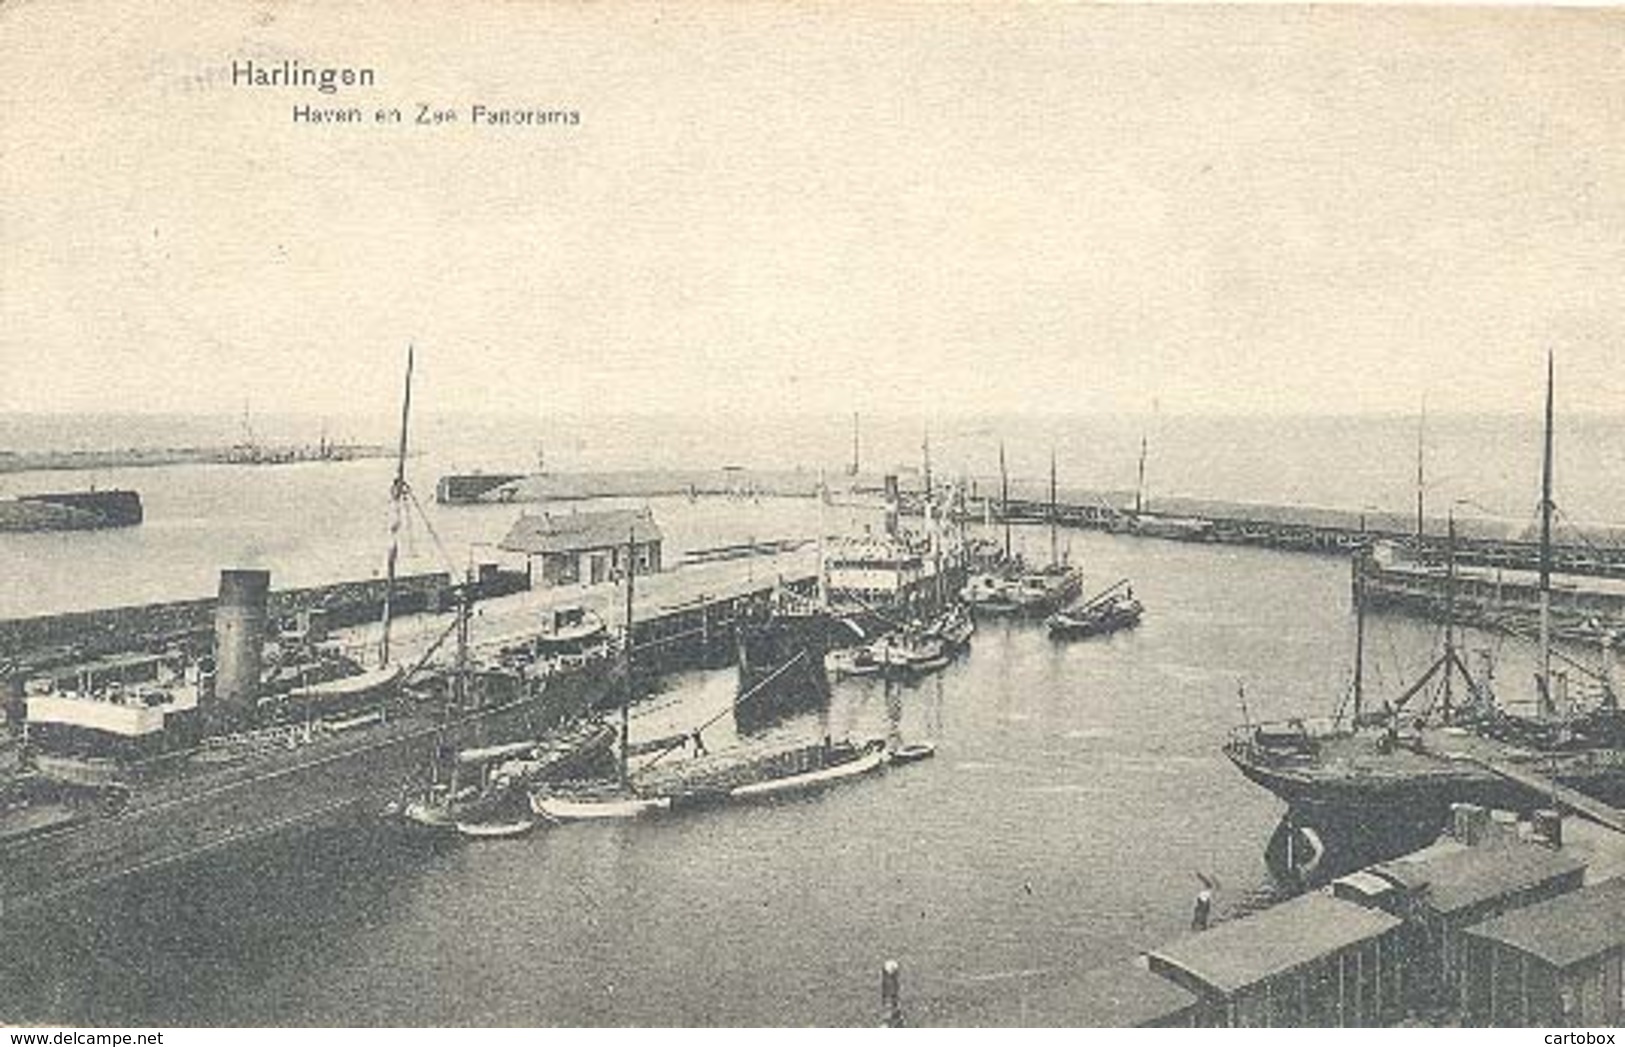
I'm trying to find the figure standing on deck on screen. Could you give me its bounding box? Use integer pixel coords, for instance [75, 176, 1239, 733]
[1191, 871, 1218, 931]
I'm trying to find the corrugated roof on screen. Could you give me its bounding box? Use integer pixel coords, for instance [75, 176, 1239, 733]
[915, 961, 1198, 1028]
[498, 508, 662, 555]
[1149, 892, 1401, 996]
[1372, 844, 1586, 916]
[1465, 876, 1625, 969]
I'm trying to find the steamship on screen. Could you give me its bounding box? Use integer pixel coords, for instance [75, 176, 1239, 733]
[0, 569, 616, 917]
[0, 350, 615, 917]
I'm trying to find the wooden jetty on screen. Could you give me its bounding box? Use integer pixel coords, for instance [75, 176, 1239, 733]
[330, 549, 821, 675]
[1460, 755, 1625, 836]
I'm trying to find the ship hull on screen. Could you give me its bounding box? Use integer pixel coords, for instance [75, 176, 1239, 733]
[734, 614, 837, 734]
[1225, 742, 1625, 816]
[0, 668, 609, 919]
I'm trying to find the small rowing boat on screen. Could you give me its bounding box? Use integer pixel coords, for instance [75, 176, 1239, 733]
[531, 791, 672, 821]
[729, 739, 888, 800]
[455, 818, 537, 839]
[889, 742, 937, 764]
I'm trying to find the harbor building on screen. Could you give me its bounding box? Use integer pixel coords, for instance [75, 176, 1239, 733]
[1461, 876, 1625, 1026]
[1145, 890, 1406, 1027]
[1353, 841, 1587, 1013]
[500, 507, 664, 587]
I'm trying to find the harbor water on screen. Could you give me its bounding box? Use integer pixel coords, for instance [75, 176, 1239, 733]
[6, 521, 1451, 1026]
[0, 411, 1611, 1024]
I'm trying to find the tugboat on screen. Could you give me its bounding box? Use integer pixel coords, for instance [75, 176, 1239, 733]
[1048, 580, 1143, 640]
[871, 627, 952, 677]
[1225, 355, 1625, 886]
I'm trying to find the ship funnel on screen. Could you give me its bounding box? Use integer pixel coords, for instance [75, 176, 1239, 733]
[884, 474, 900, 537]
[214, 568, 270, 721]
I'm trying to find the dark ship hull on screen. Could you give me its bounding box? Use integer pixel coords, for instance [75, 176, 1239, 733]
[0, 665, 611, 920]
[1225, 723, 1625, 885]
[734, 612, 838, 734]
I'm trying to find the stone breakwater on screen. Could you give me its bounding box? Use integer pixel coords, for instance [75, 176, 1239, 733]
[0, 569, 529, 669]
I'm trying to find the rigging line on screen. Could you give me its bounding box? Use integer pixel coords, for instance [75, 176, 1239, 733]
[634, 650, 811, 775]
[1493, 618, 1610, 684]
[404, 485, 459, 578]
[402, 613, 462, 683]
[1550, 503, 1607, 561]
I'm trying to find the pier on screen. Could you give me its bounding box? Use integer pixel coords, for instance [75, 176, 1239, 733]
[325, 549, 821, 676]
[436, 466, 1625, 576]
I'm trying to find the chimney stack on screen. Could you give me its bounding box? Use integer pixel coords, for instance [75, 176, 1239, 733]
[214, 569, 270, 722]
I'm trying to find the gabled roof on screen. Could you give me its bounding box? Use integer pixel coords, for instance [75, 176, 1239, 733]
[1371, 843, 1586, 916]
[1149, 892, 1401, 996]
[499, 508, 662, 555]
[1465, 876, 1625, 969]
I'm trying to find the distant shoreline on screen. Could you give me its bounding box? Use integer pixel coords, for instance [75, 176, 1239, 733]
[0, 444, 398, 475]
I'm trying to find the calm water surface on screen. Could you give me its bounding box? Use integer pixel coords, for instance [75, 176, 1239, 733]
[0, 412, 1592, 1025]
[6, 524, 1446, 1026]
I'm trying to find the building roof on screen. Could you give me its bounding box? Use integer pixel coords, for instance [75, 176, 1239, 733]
[916, 961, 1198, 1028]
[1371, 843, 1587, 917]
[499, 508, 662, 556]
[1464, 876, 1625, 969]
[1149, 892, 1401, 996]
[1331, 870, 1401, 903]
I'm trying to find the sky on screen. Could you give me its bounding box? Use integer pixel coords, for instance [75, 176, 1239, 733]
[3, 1, 1623, 421]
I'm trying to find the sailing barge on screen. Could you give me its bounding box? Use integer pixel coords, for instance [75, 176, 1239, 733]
[1226, 355, 1625, 885]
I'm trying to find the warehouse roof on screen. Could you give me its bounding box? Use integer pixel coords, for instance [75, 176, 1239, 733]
[1372, 844, 1586, 917]
[499, 508, 662, 555]
[1465, 876, 1625, 969]
[917, 961, 1199, 1028]
[1149, 892, 1401, 996]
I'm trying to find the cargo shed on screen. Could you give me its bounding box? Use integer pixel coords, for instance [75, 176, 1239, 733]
[1461, 876, 1625, 1027]
[1364, 843, 1586, 1013]
[1146, 891, 1404, 1026]
[499, 507, 663, 587]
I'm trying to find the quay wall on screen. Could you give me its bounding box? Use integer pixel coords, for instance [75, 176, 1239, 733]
[989, 494, 1625, 576]
[440, 467, 1625, 575]
[0, 445, 396, 475]
[0, 569, 530, 669]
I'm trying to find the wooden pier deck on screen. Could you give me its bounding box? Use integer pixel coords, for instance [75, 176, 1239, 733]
[333, 548, 821, 671]
[1458, 755, 1625, 835]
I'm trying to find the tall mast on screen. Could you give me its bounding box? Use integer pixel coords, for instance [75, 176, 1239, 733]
[1049, 446, 1059, 568]
[850, 412, 861, 477]
[999, 440, 1011, 562]
[922, 425, 933, 504]
[1443, 510, 1457, 721]
[621, 527, 636, 785]
[1539, 352, 1555, 717]
[453, 579, 470, 710]
[1352, 554, 1366, 724]
[379, 344, 414, 668]
[1135, 435, 1147, 516]
[1415, 400, 1426, 551]
[816, 469, 828, 608]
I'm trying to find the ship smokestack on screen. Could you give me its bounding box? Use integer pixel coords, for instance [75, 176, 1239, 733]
[884, 474, 900, 537]
[214, 568, 270, 722]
